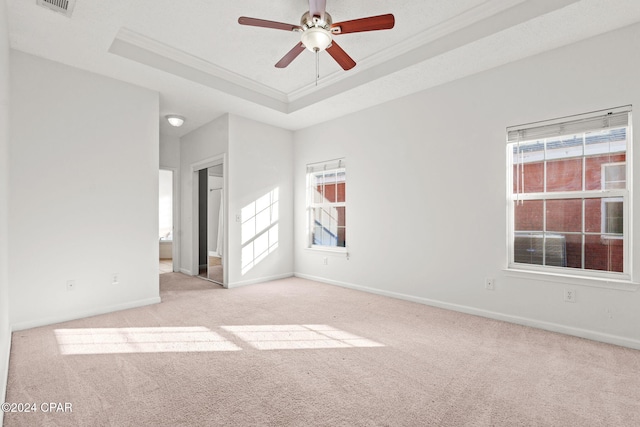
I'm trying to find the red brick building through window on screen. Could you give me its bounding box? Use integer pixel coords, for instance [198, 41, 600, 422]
[308, 160, 346, 248]
[511, 125, 627, 274]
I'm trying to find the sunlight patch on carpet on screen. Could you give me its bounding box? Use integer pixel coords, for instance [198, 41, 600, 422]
[54, 326, 241, 355]
[221, 324, 384, 350]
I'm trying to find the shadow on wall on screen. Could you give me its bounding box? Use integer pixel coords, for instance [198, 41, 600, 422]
[240, 188, 279, 275]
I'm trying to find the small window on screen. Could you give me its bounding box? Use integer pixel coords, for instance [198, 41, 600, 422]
[307, 159, 346, 250]
[507, 107, 631, 278]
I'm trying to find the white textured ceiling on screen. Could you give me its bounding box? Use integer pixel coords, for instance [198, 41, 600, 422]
[6, 0, 640, 136]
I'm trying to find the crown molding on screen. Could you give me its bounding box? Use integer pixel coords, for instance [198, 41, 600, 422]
[286, 0, 580, 113]
[109, 28, 289, 112]
[109, 0, 580, 115]
[288, 0, 528, 101]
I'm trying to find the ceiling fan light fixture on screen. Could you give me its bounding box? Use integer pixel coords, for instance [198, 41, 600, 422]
[165, 115, 185, 127]
[301, 27, 332, 52]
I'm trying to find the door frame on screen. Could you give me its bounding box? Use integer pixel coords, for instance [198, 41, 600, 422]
[159, 167, 179, 271]
[191, 154, 227, 287]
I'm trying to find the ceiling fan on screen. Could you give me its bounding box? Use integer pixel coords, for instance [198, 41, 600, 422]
[238, 0, 395, 71]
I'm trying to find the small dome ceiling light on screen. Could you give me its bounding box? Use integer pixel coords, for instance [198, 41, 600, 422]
[165, 115, 185, 127]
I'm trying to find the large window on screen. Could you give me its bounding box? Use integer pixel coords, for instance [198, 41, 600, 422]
[507, 107, 632, 278]
[307, 159, 346, 250]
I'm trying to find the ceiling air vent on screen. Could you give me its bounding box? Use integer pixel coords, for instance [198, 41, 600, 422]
[36, 0, 76, 18]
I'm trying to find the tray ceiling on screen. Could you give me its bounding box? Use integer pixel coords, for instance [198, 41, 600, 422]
[7, 0, 640, 135]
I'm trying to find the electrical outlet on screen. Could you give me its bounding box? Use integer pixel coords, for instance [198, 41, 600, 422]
[564, 289, 577, 303]
[323, 257, 328, 265]
[112, 273, 119, 285]
[66, 280, 75, 291]
[485, 278, 495, 291]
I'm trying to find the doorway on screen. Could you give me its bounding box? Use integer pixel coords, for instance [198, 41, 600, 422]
[159, 169, 174, 274]
[195, 162, 225, 285]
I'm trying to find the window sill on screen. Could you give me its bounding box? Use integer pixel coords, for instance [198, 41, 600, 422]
[305, 247, 348, 256]
[503, 268, 639, 291]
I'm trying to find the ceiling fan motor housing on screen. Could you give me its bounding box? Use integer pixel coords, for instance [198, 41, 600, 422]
[300, 11, 332, 28]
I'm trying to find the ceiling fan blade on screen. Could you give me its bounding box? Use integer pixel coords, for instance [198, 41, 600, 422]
[275, 42, 306, 68]
[331, 14, 395, 34]
[309, 0, 327, 19]
[326, 41, 356, 70]
[238, 17, 301, 32]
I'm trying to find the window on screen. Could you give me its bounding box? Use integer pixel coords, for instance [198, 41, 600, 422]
[307, 159, 346, 250]
[507, 107, 631, 278]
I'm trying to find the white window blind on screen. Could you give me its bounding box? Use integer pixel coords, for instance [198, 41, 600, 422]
[507, 106, 630, 144]
[306, 158, 345, 174]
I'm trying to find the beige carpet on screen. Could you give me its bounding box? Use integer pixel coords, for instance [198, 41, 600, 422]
[158, 259, 173, 275]
[4, 274, 640, 426]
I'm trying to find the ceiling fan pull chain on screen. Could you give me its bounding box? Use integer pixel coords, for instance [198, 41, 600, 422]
[315, 48, 320, 86]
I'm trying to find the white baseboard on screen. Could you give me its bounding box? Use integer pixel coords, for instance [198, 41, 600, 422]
[11, 297, 162, 332]
[294, 273, 640, 350]
[228, 272, 294, 289]
[179, 268, 193, 275]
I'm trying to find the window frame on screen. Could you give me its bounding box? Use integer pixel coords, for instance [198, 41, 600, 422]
[506, 107, 633, 281]
[601, 162, 625, 240]
[306, 159, 347, 252]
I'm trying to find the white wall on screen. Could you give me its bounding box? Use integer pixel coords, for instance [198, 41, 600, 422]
[179, 114, 294, 287]
[160, 134, 180, 169]
[0, 0, 11, 421]
[228, 114, 294, 286]
[179, 114, 229, 275]
[9, 51, 160, 329]
[293, 23, 640, 349]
